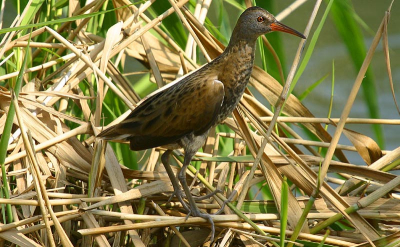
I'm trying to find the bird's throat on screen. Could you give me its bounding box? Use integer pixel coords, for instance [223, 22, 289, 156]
[221, 41, 256, 90]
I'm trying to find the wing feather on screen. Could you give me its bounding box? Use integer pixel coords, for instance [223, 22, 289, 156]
[98, 72, 225, 151]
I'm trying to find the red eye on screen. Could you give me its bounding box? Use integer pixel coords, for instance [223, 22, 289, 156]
[257, 16, 264, 22]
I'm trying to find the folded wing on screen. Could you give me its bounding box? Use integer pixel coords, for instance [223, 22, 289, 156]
[98, 74, 224, 151]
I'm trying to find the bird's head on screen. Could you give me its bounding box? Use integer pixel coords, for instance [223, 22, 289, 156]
[229, 6, 305, 45]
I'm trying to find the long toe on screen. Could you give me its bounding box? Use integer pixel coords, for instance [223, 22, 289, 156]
[213, 191, 235, 215]
[188, 204, 215, 243]
[213, 200, 228, 215]
[198, 211, 215, 243]
[193, 189, 222, 201]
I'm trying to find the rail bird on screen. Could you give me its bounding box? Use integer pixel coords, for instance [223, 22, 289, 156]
[98, 6, 305, 242]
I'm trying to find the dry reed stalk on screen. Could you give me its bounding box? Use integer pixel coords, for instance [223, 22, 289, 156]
[150, 201, 191, 247]
[217, 222, 355, 246]
[13, 93, 62, 246]
[80, 202, 110, 247]
[0, 0, 399, 246]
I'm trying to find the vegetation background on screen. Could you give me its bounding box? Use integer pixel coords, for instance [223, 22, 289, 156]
[0, 0, 399, 246]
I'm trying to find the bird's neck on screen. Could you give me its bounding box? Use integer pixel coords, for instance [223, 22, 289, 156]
[223, 26, 258, 67]
[219, 39, 257, 85]
[211, 38, 256, 102]
[210, 39, 257, 124]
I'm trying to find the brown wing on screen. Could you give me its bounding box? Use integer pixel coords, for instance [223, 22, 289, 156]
[98, 73, 224, 151]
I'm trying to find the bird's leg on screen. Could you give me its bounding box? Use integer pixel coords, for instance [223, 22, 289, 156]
[178, 152, 215, 242]
[161, 150, 190, 212]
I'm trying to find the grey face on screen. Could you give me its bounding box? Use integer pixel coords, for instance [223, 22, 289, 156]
[236, 7, 276, 38]
[232, 6, 306, 42]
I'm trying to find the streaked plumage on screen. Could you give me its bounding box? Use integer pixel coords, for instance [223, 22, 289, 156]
[98, 6, 305, 242]
[99, 68, 224, 151]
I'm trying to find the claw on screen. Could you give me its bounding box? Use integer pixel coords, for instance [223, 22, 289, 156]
[184, 211, 191, 221]
[197, 212, 215, 243]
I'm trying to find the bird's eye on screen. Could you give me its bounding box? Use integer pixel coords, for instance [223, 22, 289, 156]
[257, 16, 264, 22]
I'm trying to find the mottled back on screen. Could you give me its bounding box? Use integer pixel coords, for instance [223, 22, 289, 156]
[98, 66, 224, 150]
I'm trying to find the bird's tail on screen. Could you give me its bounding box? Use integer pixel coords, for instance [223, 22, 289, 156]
[97, 125, 130, 141]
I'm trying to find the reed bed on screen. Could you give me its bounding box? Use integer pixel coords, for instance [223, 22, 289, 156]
[0, 0, 399, 246]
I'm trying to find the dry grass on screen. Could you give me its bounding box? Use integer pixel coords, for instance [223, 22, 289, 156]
[0, 0, 399, 246]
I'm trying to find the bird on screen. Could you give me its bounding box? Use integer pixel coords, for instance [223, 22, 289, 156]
[98, 6, 305, 242]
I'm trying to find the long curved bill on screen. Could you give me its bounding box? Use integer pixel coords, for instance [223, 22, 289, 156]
[270, 21, 306, 39]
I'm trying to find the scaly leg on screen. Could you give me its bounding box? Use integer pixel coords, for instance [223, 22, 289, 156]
[161, 150, 190, 212]
[178, 152, 215, 243]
